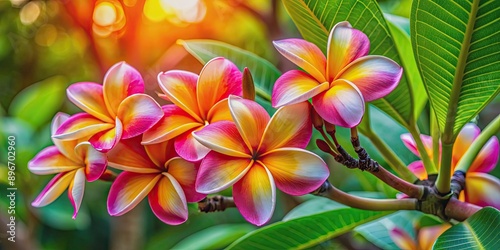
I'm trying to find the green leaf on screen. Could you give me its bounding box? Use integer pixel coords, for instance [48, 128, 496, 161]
[8, 76, 67, 129]
[282, 0, 419, 128]
[170, 224, 255, 250]
[433, 207, 500, 249]
[227, 207, 389, 249]
[411, 0, 500, 142]
[179, 39, 281, 101]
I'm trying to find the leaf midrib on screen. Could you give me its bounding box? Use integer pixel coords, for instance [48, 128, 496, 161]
[464, 220, 485, 249]
[443, 0, 480, 143]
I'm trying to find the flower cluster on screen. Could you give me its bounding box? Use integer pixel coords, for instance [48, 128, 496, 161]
[29, 22, 423, 226]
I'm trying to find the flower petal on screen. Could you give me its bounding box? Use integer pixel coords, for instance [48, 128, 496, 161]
[207, 98, 233, 123]
[233, 163, 275, 226]
[463, 172, 500, 209]
[400, 133, 434, 159]
[67, 82, 113, 123]
[175, 128, 212, 162]
[142, 105, 201, 145]
[271, 70, 329, 107]
[54, 113, 114, 140]
[229, 96, 269, 151]
[32, 171, 76, 207]
[74, 142, 107, 182]
[107, 172, 161, 216]
[50, 113, 79, 161]
[89, 117, 123, 153]
[103, 62, 145, 117]
[117, 94, 163, 139]
[326, 21, 370, 80]
[196, 151, 253, 193]
[453, 123, 480, 166]
[68, 168, 86, 219]
[51, 112, 70, 134]
[28, 146, 81, 175]
[260, 148, 329, 195]
[167, 157, 206, 202]
[148, 173, 188, 225]
[192, 121, 251, 158]
[197, 57, 242, 118]
[407, 161, 428, 181]
[158, 70, 202, 121]
[312, 79, 364, 128]
[469, 136, 499, 173]
[260, 102, 312, 152]
[273, 39, 326, 82]
[418, 224, 451, 250]
[144, 140, 177, 169]
[389, 227, 417, 250]
[336, 56, 402, 101]
[108, 138, 160, 173]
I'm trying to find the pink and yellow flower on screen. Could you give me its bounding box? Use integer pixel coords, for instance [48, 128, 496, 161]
[272, 21, 402, 127]
[142, 57, 242, 161]
[28, 113, 107, 218]
[401, 123, 500, 208]
[192, 96, 329, 226]
[106, 137, 205, 225]
[390, 224, 451, 250]
[53, 62, 163, 152]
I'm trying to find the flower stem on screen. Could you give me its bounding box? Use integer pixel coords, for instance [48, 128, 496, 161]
[435, 143, 453, 194]
[313, 181, 417, 211]
[430, 109, 441, 167]
[370, 167, 424, 199]
[409, 124, 438, 174]
[455, 114, 500, 173]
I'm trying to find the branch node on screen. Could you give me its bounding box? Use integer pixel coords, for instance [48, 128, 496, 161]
[198, 195, 235, 213]
[417, 186, 451, 220]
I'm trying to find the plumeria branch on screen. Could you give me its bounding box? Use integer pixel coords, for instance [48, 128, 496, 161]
[198, 196, 236, 213]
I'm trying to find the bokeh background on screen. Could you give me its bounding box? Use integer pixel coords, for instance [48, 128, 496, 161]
[0, 0, 497, 249]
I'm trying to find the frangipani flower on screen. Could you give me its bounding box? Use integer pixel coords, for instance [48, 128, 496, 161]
[107, 137, 205, 225]
[390, 224, 451, 250]
[142, 57, 242, 161]
[28, 113, 107, 218]
[53, 62, 163, 153]
[401, 123, 500, 208]
[272, 21, 402, 127]
[193, 96, 329, 226]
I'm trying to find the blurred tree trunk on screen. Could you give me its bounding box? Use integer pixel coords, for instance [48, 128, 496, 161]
[110, 202, 144, 250]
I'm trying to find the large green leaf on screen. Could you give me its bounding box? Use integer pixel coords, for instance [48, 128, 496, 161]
[180, 39, 281, 101]
[170, 224, 255, 250]
[226, 207, 389, 249]
[433, 207, 500, 249]
[411, 0, 500, 141]
[282, 0, 419, 128]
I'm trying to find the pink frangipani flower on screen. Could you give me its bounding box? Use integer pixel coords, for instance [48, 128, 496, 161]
[192, 96, 329, 226]
[272, 21, 403, 127]
[401, 123, 500, 208]
[142, 57, 242, 162]
[107, 137, 205, 225]
[53, 62, 163, 152]
[29, 113, 107, 218]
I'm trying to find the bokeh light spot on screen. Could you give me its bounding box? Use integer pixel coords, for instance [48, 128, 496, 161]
[93, 2, 117, 27]
[20, 1, 41, 25]
[35, 24, 58, 47]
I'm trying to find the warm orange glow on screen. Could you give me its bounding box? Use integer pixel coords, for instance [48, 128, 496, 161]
[93, 2, 117, 27]
[20, 1, 41, 25]
[92, 0, 126, 37]
[143, 0, 206, 24]
[35, 24, 58, 47]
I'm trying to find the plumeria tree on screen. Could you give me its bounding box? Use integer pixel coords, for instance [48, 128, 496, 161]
[11, 0, 499, 249]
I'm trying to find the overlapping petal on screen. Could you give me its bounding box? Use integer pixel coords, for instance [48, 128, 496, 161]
[462, 172, 500, 209]
[28, 146, 80, 175]
[167, 157, 205, 202]
[107, 172, 161, 216]
[68, 168, 86, 218]
[312, 79, 364, 127]
[229, 96, 270, 151]
[89, 117, 123, 153]
[233, 163, 275, 226]
[468, 137, 499, 173]
[50, 113, 78, 161]
[273, 39, 326, 82]
[400, 133, 434, 159]
[142, 105, 201, 145]
[66, 82, 112, 123]
[117, 94, 163, 139]
[260, 102, 312, 152]
[193, 121, 251, 158]
[407, 161, 428, 181]
[74, 142, 107, 182]
[144, 140, 176, 169]
[158, 70, 201, 121]
[175, 128, 212, 162]
[206, 98, 233, 123]
[103, 62, 144, 117]
[32, 171, 76, 207]
[148, 173, 188, 225]
[453, 123, 481, 162]
[54, 113, 114, 140]
[196, 151, 253, 193]
[196, 57, 242, 118]
[260, 148, 328, 195]
[108, 138, 160, 173]
[271, 70, 329, 107]
[336, 56, 402, 101]
[326, 21, 370, 80]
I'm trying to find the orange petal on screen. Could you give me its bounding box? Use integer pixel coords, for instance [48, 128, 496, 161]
[53, 113, 114, 140]
[107, 137, 160, 173]
[28, 146, 81, 175]
[207, 98, 233, 123]
[157, 70, 202, 121]
[193, 121, 251, 158]
[418, 224, 451, 250]
[408, 161, 428, 181]
[144, 140, 177, 169]
[389, 227, 417, 250]
[229, 96, 270, 151]
[463, 172, 500, 209]
[148, 173, 188, 225]
[273, 39, 326, 82]
[271, 70, 329, 108]
[88, 117, 123, 153]
[67, 82, 113, 123]
[74, 142, 107, 182]
[117, 94, 163, 139]
[50, 113, 79, 161]
[175, 127, 213, 162]
[32, 170, 76, 207]
[167, 157, 206, 202]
